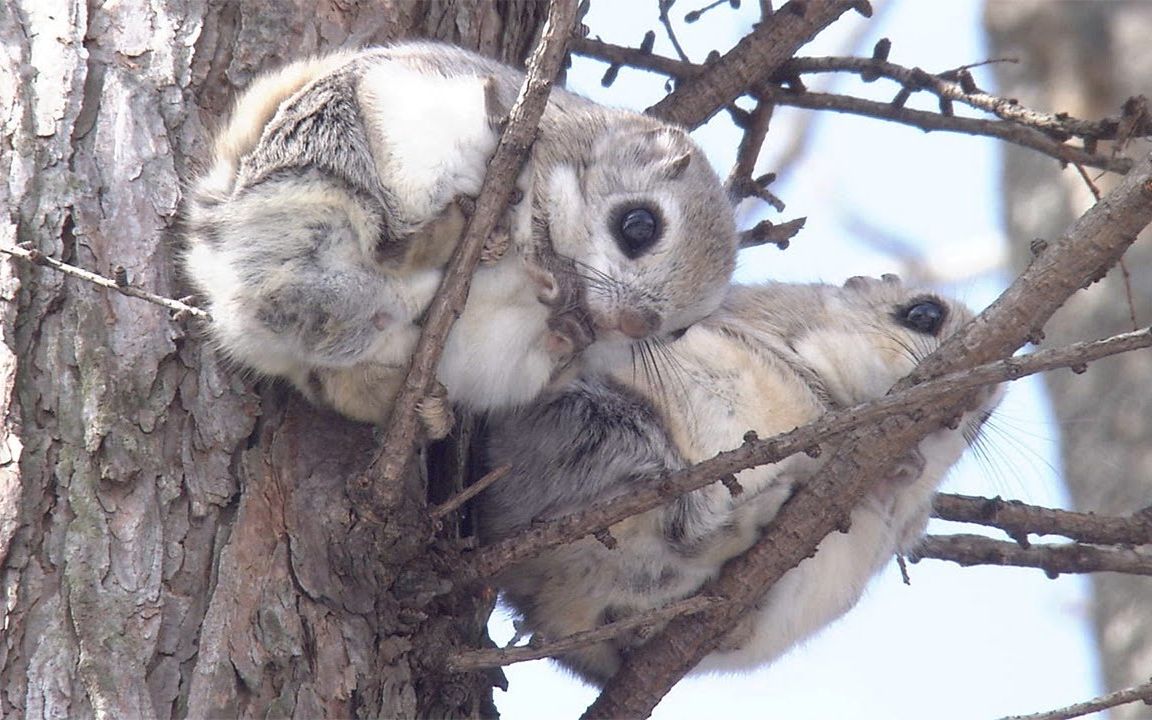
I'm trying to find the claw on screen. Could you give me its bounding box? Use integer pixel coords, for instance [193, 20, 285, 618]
[481, 227, 511, 264]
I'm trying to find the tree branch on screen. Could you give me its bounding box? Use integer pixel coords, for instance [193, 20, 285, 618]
[646, 0, 863, 128]
[468, 324, 1152, 583]
[444, 596, 725, 672]
[779, 55, 1150, 144]
[933, 494, 1152, 547]
[0, 243, 210, 320]
[429, 465, 510, 521]
[912, 534, 1152, 577]
[739, 217, 807, 249]
[580, 151, 1152, 719]
[994, 677, 1152, 720]
[758, 87, 1133, 174]
[569, 36, 1137, 173]
[348, 0, 580, 518]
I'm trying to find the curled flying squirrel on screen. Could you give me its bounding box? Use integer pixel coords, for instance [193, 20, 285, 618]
[477, 275, 1004, 686]
[180, 42, 738, 425]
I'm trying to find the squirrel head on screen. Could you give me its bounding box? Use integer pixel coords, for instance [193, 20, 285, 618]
[541, 121, 738, 349]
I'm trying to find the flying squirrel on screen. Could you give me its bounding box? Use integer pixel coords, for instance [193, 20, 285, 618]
[179, 42, 738, 428]
[477, 275, 1004, 685]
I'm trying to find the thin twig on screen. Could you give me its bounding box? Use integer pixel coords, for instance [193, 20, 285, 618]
[1, 244, 210, 320]
[725, 99, 777, 201]
[994, 677, 1152, 720]
[758, 87, 1133, 174]
[347, 0, 580, 518]
[739, 216, 806, 249]
[913, 534, 1152, 577]
[429, 465, 511, 520]
[779, 56, 1150, 143]
[445, 596, 725, 671]
[469, 325, 1152, 582]
[657, 0, 691, 63]
[933, 494, 1152, 547]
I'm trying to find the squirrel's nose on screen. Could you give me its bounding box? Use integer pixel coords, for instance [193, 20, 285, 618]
[617, 307, 661, 339]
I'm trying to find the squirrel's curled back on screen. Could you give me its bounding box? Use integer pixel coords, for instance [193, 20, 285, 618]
[180, 42, 738, 423]
[478, 276, 1003, 686]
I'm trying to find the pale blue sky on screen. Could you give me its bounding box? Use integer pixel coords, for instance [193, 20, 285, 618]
[491, 2, 1102, 718]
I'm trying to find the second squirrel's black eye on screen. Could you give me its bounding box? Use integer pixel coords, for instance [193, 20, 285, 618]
[614, 206, 661, 258]
[898, 299, 947, 335]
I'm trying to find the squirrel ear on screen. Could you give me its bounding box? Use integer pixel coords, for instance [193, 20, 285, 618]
[633, 127, 694, 179]
[654, 127, 693, 179]
[664, 149, 691, 180]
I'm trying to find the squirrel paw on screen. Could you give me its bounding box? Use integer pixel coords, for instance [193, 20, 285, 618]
[481, 225, 511, 264]
[417, 382, 454, 440]
[455, 193, 477, 219]
[547, 311, 595, 359]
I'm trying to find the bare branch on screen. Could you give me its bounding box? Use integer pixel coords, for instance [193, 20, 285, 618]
[739, 216, 807, 249]
[1, 243, 210, 320]
[468, 324, 1152, 583]
[647, 0, 861, 128]
[569, 36, 1137, 173]
[933, 494, 1152, 547]
[429, 465, 511, 520]
[444, 596, 725, 671]
[912, 534, 1152, 577]
[758, 87, 1133, 174]
[570, 36, 693, 80]
[780, 56, 1150, 144]
[581, 151, 1152, 719]
[994, 677, 1152, 720]
[656, 0, 690, 63]
[348, 0, 580, 517]
[725, 99, 777, 201]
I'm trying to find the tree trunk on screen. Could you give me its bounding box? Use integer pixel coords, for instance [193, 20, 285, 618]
[985, 2, 1152, 714]
[0, 2, 547, 717]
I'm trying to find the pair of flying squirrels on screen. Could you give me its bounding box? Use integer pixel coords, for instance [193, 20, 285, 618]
[182, 42, 1002, 687]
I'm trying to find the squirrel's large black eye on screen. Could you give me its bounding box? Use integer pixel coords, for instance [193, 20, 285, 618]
[668, 326, 689, 341]
[898, 299, 947, 335]
[614, 206, 661, 259]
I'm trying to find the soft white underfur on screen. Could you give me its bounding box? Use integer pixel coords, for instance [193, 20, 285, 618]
[438, 257, 555, 410]
[357, 64, 497, 226]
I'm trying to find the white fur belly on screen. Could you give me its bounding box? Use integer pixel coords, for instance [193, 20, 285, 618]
[437, 260, 554, 410]
[358, 63, 498, 224]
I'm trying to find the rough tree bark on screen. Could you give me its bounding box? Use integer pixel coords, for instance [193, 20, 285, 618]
[0, 2, 547, 718]
[985, 2, 1152, 716]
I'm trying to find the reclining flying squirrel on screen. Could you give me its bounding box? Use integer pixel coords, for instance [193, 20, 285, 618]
[181, 42, 739, 424]
[478, 275, 1003, 685]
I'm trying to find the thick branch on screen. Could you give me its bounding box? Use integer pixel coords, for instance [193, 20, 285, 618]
[444, 596, 724, 672]
[994, 677, 1152, 720]
[0, 244, 209, 320]
[646, 0, 861, 128]
[913, 534, 1152, 577]
[581, 152, 1152, 719]
[933, 494, 1152, 547]
[469, 324, 1152, 583]
[349, 0, 579, 517]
